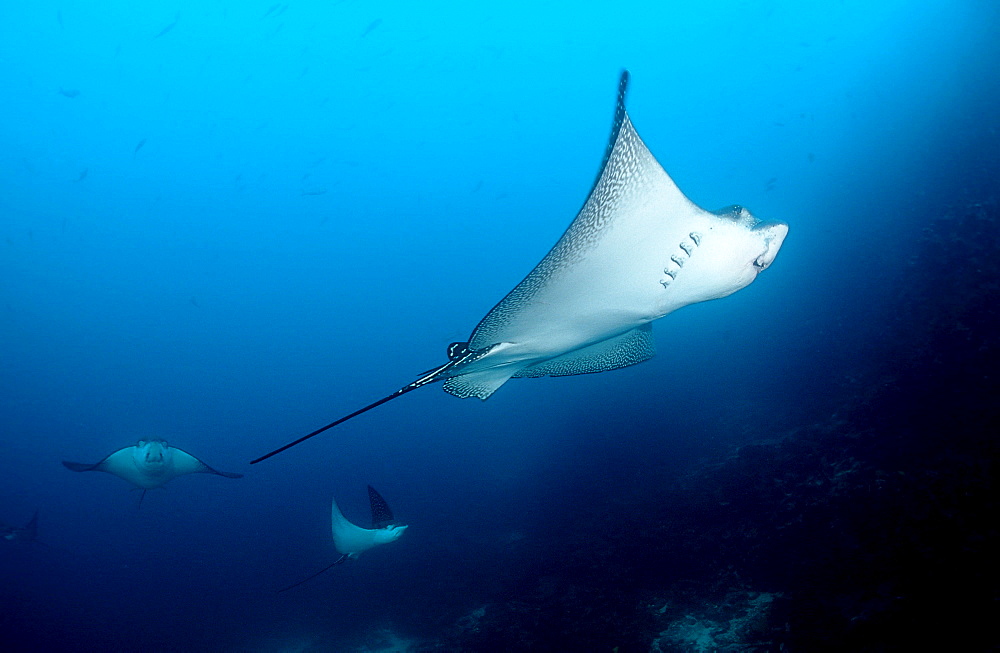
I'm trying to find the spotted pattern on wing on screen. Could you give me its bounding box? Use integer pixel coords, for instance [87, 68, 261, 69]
[513, 323, 656, 378]
[368, 485, 395, 529]
[466, 74, 664, 349]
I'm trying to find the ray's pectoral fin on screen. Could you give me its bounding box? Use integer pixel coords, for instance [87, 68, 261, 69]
[442, 325, 656, 397]
[368, 485, 396, 529]
[206, 467, 243, 479]
[442, 364, 519, 400]
[170, 448, 243, 479]
[514, 324, 656, 378]
[62, 461, 101, 473]
[61, 449, 128, 475]
[440, 341, 515, 399]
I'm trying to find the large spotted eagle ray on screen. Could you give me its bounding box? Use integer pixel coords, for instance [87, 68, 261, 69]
[252, 71, 787, 464]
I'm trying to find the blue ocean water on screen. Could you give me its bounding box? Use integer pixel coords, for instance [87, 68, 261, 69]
[1, 1, 997, 651]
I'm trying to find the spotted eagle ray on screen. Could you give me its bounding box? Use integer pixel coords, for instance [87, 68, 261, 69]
[1, 510, 39, 543]
[278, 485, 407, 592]
[63, 439, 242, 504]
[252, 70, 788, 463]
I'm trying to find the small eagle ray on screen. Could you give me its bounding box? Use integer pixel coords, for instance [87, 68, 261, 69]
[278, 486, 407, 592]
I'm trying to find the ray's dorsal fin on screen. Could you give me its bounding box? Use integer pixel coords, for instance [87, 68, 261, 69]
[368, 485, 394, 528]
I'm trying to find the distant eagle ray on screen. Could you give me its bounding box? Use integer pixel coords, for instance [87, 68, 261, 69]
[278, 486, 407, 592]
[1, 510, 39, 543]
[250, 70, 788, 464]
[65, 438, 242, 505]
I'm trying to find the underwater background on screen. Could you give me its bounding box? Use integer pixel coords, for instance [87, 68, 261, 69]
[1, 1, 997, 651]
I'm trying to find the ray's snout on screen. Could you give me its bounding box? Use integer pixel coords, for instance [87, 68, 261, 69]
[753, 221, 788, 271]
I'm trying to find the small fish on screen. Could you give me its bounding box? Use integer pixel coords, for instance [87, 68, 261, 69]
[361, 18, 382, 38]
[154, 12, 179, 39]
[133, 138, 147, 156]
[58, 87, 80, 98]
[75, 169, 89, 182]
[263, 4, 288, 18]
